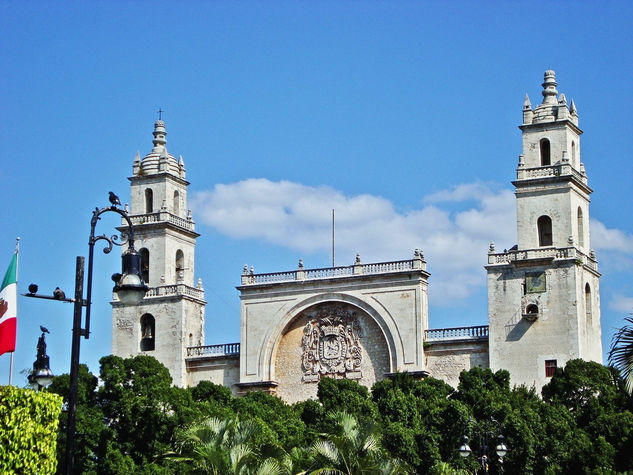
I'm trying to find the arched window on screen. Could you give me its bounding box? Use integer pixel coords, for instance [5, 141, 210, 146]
[537, 215, 553, 246]
[571, 141, 577, 167]
[526, 304, 539, 315]
[175, 250, 184, 281]
[540, 138, 551, 166]
[140, 248, 150, 284]
[140, 314, 155, 351]
[585, 283, 592, 325]
[173, 191, 180, 215]
[577, 207, 584, 247]
[145, 188, 153, 214]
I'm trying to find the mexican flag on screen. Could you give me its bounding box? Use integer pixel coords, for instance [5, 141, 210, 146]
[0, 253, 17, 356]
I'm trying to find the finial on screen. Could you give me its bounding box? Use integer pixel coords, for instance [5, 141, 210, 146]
[157, 108, 164, 120]
[570, 99, 577, 115]
[523, 93, 531, 109]
[558, 93, 567, 105]
[243, 265, 248, 275]
[542, 70, 558, 105]
[152, 115, 167, 149]
[355, 253, 361, 264]
[298, 258, 304, 269]
[250, 266, 254, 275]
[197, 278, 203, 289]
[489, 242, 495, 253]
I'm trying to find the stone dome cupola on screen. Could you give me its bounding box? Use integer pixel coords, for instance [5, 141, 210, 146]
[523, 70, 579, 126]
[133, 118, 185, 178]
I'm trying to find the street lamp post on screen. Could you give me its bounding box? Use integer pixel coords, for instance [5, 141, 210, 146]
[27, 328, 54, 391]
[24, 194, 148, 475]
[458, 417, 508, 474]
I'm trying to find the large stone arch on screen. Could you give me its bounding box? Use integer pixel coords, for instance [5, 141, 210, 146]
[263, 293, 398, 402]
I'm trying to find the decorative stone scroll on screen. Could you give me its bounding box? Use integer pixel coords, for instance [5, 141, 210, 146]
[301, 306, 362, 383]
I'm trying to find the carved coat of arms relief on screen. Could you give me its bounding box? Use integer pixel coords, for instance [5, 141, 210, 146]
[301, 306, 362, 383]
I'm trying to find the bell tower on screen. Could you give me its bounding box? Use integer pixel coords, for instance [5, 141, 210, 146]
[487, 71, 602, 390]
[111, 118, 206, 387]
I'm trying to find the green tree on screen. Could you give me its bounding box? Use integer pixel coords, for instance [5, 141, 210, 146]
[309, 411, 408, 474]
[167, 416, 282, 474]
[231, 390, 307, 451]
[97, 354, 199, 469]
[371, 373, 467, 473]
[317, 377, 378, 423]
[542, 358, 633, 472]
[47, 363, 105, 474]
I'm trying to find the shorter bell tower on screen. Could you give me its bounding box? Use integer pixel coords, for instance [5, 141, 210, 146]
[111, 118, 206, 386]
[487, 71, 602, 390]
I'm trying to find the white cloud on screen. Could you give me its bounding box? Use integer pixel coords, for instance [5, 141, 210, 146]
[591, 219, 633, 254]
[191, 179, 516, 306]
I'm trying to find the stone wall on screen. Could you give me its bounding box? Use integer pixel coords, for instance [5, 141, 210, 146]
[186, 355, 240, 395]
[425, 339, 489, 388]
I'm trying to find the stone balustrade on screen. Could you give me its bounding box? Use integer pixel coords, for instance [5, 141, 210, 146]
[241, 258, 425, 285]
[129, 211, 195, 231]
[516, 163, 587, 184]
[186, 343, 240, 357]
[488, 246, 598, 271]
[425, 325, 489, 341]
[144, 283, 205, 300]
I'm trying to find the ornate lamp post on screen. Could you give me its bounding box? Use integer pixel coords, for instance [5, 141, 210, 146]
[27, 327, 54, 391]
[458, 417, 508, 474]
[24, 193, 148, 475]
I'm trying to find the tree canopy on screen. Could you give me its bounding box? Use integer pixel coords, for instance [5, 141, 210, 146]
[40, 355, 633, 474]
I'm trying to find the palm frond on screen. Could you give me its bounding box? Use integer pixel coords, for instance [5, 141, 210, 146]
[608, 316, 633, 393]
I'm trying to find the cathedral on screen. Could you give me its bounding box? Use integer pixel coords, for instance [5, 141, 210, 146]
[111, 71, 603, 402]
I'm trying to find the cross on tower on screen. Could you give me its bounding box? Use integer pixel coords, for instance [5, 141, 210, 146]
[157, 108, 164, 120]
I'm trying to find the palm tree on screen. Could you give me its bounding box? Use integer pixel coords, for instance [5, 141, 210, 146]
[308, 412, 408, 475]
[167, 416, 282, 474]
[608, 315, 633, 393]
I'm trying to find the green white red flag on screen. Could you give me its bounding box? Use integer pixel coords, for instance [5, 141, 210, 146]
[0, 252, 17, 356]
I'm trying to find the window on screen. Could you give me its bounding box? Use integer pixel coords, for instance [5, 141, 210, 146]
[145, 188, 153, 213]
[577, 207, 584, 247]
[537, 215, 553, 246]
[140, 248, 150, 284]
[545, 359, 557, 378]
[526, 304, 539, 315]
[571, 140, 576, 166]
[585, 283, 592, 325]
[140, 314, 155, 351]
[176, 250, 184, 280]
[540, 138, 551, 166]
[173, 191, 180, 215]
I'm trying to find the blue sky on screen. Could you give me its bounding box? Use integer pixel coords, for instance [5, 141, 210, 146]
[1, 1, 632, 386]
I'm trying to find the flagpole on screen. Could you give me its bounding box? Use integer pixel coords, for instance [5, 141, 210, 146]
[7, 237, 19, 386]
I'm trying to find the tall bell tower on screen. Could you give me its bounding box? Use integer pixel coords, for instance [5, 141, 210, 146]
[111, 118, 206, 386]
[487, 71, 602, 390]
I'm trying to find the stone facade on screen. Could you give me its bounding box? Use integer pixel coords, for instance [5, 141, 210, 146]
[111, 70, 602, 399]
[111, 119, 206, 388]
[487, 70, 602, 390]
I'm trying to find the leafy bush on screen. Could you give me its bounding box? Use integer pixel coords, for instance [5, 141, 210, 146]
[0, 385, 62, 474]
